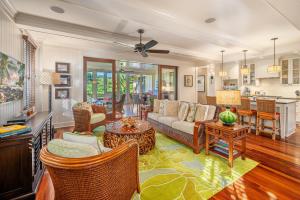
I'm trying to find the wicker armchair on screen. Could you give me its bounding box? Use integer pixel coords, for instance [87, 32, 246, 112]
[40, 140, 140, 200]
[73, 103, 106, 132]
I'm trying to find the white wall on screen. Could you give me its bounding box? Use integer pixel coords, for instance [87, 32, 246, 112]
[38, 44, 197, 127]
[0, 7, 23, 125]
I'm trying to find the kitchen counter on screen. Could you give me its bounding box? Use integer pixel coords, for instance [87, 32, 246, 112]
[248, 98, 296, 138]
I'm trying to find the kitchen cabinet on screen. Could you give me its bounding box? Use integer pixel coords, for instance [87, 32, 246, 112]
[281, 58, 300, 85]
[242, 64, 255, 85]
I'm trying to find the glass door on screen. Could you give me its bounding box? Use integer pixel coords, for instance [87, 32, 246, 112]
[83, 57, 116, 118]
[158, 65, 178, 100]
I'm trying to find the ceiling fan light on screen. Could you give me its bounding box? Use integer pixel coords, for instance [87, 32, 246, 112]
[267, 65, 281, 73]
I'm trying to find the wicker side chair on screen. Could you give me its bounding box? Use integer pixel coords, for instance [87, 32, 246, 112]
[40, 140, 140, 200]
[73, 103, 106, 132]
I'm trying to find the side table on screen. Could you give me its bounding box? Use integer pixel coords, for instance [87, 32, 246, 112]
[140, 105, 152, 120]
[205, 121, 249, 167]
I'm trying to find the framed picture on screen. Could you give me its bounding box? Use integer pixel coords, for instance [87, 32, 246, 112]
[55, 88, 70, 99]
[55, 62, 70, 73]
[55, 75, 71, 87]
[197, 75, 205, 92]
[184, 75, 193, 87]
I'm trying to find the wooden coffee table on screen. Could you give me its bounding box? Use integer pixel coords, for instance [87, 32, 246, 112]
[103, 119, 155, 155]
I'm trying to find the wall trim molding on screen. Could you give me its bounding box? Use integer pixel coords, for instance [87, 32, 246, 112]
[0, 0, 17, 21]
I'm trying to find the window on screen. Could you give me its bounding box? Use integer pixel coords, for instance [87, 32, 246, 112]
[23, 35, 36, 109]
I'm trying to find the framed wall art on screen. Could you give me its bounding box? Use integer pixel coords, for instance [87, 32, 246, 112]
[184, 75, 193, 87]
[55, 88, 70, 99]
[55, 74, 71, 87]
[197, 75, 205, 92]
[55, 62, 70, 73]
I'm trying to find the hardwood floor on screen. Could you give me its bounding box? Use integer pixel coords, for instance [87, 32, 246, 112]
[37, 126, 300, 200]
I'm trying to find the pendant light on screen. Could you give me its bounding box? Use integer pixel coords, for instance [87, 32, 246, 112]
[219, 50, 227, 77]
[267, 37, 281, 73]
[241, 50, 250, 75]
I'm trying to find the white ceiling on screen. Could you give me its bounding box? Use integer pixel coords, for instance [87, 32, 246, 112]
[8, 0, 300, 63]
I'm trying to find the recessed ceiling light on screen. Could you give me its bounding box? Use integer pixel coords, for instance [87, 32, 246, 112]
[50, 6, 65, 14]
[205, 18, 216, 23]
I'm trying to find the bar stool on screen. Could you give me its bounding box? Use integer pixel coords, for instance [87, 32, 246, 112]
[256, 99, 280, 140]
[206, 96, 216, 105]
[237, 98, 256, 130]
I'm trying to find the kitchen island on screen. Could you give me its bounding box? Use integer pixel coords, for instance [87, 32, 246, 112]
[249, 98, 296, 138]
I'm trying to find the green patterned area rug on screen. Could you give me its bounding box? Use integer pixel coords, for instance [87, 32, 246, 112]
[134, 133, 258, 200]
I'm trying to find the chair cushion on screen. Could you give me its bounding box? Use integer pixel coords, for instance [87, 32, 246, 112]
[157, 116, 179, 126]
[153, 99, 160, 113]
[163, 100, 179, 117]
[178, 102, 189, 121]
[186, 103, 197, 122]
[90, 113, 106, 124]
[194, 104, 209, 121]
[63, 132, 111, 153]
[206, 105, 216, 120]
[148, 112, 162, 121]
[48, 139, 98, 158]
[172, 121, 195, 135]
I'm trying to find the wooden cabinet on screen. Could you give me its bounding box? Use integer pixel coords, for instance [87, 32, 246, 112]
[242, 64, 255, 85]
[0, 112, 54, 200]
[281, 58, 300, 85]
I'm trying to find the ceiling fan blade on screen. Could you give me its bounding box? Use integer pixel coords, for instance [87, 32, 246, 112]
[140, 51, 148, 57]
[144, 40, 158, 50]
[147, 49, 170, 54]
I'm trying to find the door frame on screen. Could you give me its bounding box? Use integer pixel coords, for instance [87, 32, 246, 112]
[83, 56, 116, 117]
[158, 65, 178, 100]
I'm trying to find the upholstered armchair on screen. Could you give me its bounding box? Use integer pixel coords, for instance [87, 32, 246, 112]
[40, 140, 140, 200]
[72, 102, 106, 132]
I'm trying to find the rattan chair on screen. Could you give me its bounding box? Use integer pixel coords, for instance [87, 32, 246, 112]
[40, 140, 140, 200]
[73, 104, 106, 132]
[237, 98, 256, 130]
[256, 99, 280, 140]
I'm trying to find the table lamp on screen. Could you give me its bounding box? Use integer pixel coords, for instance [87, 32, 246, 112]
[216, 90, 241, 126]
[40, 72, 60, 111]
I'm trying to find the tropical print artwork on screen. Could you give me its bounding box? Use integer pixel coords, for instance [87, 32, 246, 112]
[0, 52, 25, 103]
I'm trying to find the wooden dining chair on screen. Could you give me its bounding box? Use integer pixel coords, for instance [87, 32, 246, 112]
[256, 99, 280, 140]
[237, 98, 256, 130]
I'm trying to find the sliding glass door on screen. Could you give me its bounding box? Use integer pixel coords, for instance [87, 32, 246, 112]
[158, 65, 178, 100]
[83, 57, 116, 117]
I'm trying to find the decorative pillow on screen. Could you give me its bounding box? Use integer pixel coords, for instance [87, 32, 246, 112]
[164, 100, 179, 117]
[82, 102, 93, 113]
[48, 139, 98, 158]
[153, 99, 160, 113]
[63, 132, 111, 153]
[178, 102, 189, 121]
[186, 103, 197, 122]
[194, 104, 209, 121]
[159, 100, 166, 114]
[206, 105, 217, 120]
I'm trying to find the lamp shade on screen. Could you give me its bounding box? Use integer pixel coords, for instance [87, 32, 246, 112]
[216, 90, 241, 106]
[40, 72, 52, 85]
[40, 72, 60, 85]
[267, 65, 281, 73]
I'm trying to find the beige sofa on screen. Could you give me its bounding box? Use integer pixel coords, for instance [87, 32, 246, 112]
[147, 100, 220, 154]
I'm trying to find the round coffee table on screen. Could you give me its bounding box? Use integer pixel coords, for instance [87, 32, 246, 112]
[103, 119, 155, 155]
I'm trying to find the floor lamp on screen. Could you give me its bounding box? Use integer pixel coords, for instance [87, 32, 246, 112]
[40, 72, 60, 112]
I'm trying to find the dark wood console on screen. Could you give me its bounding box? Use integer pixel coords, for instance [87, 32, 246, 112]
[0, 112, 54, 200]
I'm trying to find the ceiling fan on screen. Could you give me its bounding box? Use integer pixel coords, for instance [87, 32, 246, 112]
[116, 29, 170, 57]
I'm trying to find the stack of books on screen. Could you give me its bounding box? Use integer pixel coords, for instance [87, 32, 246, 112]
[0, 125, 32, 138]
[210, 140, 238, 157]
